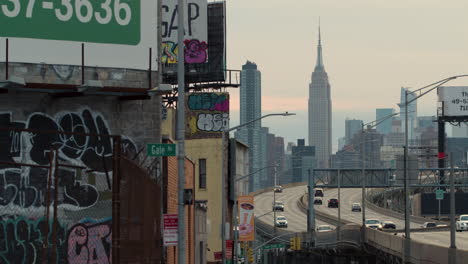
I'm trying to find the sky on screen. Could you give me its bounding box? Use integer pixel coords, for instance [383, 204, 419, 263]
[225, 0, 468, 152]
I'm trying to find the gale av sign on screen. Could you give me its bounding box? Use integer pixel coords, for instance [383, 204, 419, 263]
[438, 86, 468, 117]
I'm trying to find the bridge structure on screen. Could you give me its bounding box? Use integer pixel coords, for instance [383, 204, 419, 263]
[253, 168, 468, 264]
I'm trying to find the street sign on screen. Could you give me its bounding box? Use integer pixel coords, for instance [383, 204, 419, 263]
[264, 244, 285, 250]
[163, 214, 178, 246]
[436, 189, 445, 200]
[147, 143, 176, 156]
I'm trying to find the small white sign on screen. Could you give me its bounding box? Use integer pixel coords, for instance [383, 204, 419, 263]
[438, 86, 468, 117]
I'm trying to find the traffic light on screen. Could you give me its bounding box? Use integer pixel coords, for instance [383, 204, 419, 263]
[290, 237, 296, 250]
[295, 237, 301, 250]
[247, 247, 254, 262]
[290, 237, 301, 250]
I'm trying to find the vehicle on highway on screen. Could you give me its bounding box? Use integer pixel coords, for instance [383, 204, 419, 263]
[314, 197, 323, 205]
[275, 215, 288, 228]
[314, 188, 324, 197]
[381, 221, 396, 230]
[317, 225, 333, 232]
[273, 185, 283, 193]
[421, 222, 437, 228]
[327, 198, 339, 208]
[351, 203, 362, 212]
[456, 215, 468, 232]
[365, 219, 382, 229]
[272, 201, 284, 212]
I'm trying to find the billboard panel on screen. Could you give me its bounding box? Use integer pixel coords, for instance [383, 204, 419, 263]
[186, 92, 229, 139]
[238, 195, 254, 241]
[438, 86, 468, 117]
[162, 0, 208, 64]
[163, 1, 225, 84]
[0, 1, 157, 70]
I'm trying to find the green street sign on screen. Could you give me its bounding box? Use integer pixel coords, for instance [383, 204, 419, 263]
[0, 0, 141, 45]
[147, 144, 176, 157]
[263, 244, 285, 250]
[435, 189, 444, 200]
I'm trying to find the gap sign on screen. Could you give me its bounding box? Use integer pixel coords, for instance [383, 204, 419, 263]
[147, 143, 176, 156]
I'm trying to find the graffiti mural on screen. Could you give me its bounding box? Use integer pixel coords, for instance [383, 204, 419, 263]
[67, 219, 112, 264]
[0, 108, 133, 263]
[0, 215, 68, 264]
[186, 93, 229, 139]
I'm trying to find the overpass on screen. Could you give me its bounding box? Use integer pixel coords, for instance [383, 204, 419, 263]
[253, 183, 468, 263]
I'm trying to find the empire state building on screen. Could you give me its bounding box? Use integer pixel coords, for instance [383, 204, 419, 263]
[308, 27, 332, 168]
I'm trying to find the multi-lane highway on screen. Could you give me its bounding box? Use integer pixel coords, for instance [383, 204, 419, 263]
[255, 185, 468, 249]
[255, 185, 334, 233]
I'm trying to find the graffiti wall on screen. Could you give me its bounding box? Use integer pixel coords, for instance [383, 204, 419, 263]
[162, 0, 208, 64]
[0, 108, 136, 263]
[186, 93, 229, 139]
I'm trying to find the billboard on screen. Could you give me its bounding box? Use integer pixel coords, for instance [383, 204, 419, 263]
[162, 0, 208, 64]
[163, 1, 225, 84]
[186, 92, 229, 139]
[438, 86, 468, 117]
[0, 0, 157, 70]
[238, 195, 254, 241]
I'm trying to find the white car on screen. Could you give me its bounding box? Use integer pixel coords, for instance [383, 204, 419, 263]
[365, 219, 382, 229]
[316, 225, 333, 232]
[275, 216, 288, 228]
[421, 222, 437, 229]
[456, 215, 468, 232]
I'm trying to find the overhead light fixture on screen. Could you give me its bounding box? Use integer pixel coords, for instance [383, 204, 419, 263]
[0, 76, 26, 89]
[77, 80, 103, 93]
[148, 83, 173, 96]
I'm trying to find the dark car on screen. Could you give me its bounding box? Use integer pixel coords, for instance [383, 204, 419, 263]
[382, 221, 396, 229]
[314, 197, 323, 205]
[328, 198, 339, 208]
[314, 188, 324, 197]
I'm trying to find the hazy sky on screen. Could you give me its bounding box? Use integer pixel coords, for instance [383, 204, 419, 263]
[225, 0, 468, 151]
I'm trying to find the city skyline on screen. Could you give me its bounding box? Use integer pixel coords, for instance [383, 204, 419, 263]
[226, 0, 467, 151]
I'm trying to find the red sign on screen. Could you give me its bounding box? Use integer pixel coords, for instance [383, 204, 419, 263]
[163, 214, 178, 246]
[214, 252, 223, 260]
[226, 240, 233, 259]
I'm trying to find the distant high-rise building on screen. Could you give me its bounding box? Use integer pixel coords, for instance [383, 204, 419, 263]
[291, 139, 316, 183]
[345, 119, 363, 144]
[308, 25, 332, 168]
[376, 108, 395, 135]
[236, 61, 262, 191]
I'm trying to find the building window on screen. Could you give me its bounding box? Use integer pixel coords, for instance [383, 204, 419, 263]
[199, 159, 207, 189]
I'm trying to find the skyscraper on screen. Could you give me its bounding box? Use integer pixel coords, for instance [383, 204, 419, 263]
[376, 108, 395, 135]
[308, 26, 332, 168]
[345, 118, 363, 144]
[236, 61, 262, 191]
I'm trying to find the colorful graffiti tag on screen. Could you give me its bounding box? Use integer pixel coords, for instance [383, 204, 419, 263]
[0, 108, 131, 263]
[186, 93, 229, 139]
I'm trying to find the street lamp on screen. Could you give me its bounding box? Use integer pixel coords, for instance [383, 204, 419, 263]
[221, 112, 295, 264]
[402, 75, 468, 262]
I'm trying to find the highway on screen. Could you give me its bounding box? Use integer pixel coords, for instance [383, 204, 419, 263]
[255, 185, 468, 250]
[255, 185, 335, 233]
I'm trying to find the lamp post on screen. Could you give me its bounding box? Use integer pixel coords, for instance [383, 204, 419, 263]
[401, 75, 468, 262]
[221, 112, 295, 264]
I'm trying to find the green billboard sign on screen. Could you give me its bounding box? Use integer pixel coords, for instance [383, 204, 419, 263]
[435, 189, 444, 200]
[263, 244, 285, 250]
[0, 0, 140, 45]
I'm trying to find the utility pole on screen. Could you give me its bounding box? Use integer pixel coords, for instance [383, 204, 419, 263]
[307, 169, 316, 246]
[176, 0, 186, 263]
